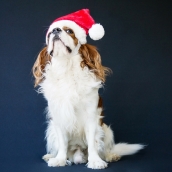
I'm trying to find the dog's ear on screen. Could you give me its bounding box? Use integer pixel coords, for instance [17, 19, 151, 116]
[79, 44, 110, 82]
[32, 46, 51, 87]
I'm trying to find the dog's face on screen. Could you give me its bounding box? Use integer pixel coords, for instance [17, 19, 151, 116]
[47, 25, 79, 57]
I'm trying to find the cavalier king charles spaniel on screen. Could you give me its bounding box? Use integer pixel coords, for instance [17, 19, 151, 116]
[32, 10, 143, 169]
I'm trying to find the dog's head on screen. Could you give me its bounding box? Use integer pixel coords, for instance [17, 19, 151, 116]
[46, 20, 85, 57]
[33, 9, 110, 87]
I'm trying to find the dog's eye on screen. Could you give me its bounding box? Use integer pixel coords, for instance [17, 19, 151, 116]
[66, 29, 73, 34]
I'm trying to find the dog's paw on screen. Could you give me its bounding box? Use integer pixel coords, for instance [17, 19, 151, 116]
[105, 153, 121, 162]
[42, 154, 54, 162]
[48, 157, 66, 167]
[87, 159, 108, 169]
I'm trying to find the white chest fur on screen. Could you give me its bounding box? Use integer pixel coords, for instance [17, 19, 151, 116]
[39, 54, 102, 132]
[40, 55, 101, 103]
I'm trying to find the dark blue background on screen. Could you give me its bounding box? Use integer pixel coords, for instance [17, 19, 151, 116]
[0, 0, 172, 171]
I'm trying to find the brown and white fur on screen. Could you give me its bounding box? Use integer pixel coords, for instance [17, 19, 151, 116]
[33, 24, 144, 169]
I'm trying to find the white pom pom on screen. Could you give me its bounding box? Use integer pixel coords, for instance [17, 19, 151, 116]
[88, 23, 105, 40]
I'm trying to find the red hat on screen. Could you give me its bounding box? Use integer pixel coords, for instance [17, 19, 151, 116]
[46, 9, 105, 44]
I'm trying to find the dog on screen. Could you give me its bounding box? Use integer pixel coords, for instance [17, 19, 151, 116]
[32, 9, 143, 169]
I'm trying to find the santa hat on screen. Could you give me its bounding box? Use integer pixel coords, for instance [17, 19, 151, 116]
[46, 9, 105, 44]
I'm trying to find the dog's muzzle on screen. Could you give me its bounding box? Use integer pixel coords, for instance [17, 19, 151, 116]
[52, 27, 62, 34]
[52, 28, 61, 41]
[49, 27, 72, 56]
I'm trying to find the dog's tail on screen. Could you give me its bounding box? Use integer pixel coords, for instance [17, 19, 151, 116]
[112, 143, 144, 156]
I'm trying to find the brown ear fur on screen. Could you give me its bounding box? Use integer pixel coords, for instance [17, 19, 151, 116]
[32, 46, 51, 87]
[79, 44, 111, 82]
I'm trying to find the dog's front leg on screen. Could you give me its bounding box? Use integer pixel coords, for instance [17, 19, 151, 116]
[48, 124, 68, 167]
[85, 116, 107, 169]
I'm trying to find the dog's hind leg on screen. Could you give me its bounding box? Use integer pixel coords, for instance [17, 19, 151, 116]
[101, 124, 121, 162]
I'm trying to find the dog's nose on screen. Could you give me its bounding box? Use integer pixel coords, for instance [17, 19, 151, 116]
[52, 28, 62, 34]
